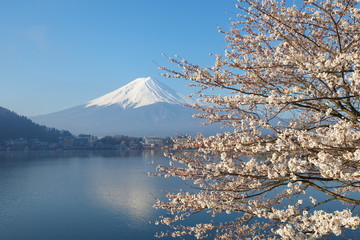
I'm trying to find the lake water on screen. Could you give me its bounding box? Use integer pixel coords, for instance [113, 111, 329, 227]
[1, 150, 359, 240]
[0, 150, 180, 240]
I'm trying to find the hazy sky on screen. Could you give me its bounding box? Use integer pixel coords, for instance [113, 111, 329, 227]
[0, 0, 237, 116]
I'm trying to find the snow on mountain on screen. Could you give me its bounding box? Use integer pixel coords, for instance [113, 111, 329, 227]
[86, 77, 195, 109]
[31, 77, 220, 137]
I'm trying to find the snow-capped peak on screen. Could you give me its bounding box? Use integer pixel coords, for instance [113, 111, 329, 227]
[85, 77, 195, 109]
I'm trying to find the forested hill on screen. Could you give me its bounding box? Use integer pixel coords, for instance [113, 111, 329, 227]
[0, 106, 72, 142]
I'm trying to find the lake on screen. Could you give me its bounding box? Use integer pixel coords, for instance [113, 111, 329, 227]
[1, 150, 359, 240]
[0, 150, 180, 240]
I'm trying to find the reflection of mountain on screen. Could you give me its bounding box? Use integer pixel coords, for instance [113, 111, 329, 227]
[31, 77, 220, 137]
[0, 106, 71, 142]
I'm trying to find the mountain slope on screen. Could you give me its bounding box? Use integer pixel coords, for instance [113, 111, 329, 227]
[86, 77, 194, 109]
[0, 106, 71, 142]
[31, 77, 220, 137]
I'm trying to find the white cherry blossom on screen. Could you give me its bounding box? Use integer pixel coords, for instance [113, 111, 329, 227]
[154, 0, 360, 239]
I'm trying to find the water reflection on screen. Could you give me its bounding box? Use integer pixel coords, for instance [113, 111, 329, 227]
[1, 150, 359, 239]
[0, 149, 152, 159]
[0, 150, 173, 240]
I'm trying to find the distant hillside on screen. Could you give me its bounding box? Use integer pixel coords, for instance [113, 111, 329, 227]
[0, 106, 72, 142]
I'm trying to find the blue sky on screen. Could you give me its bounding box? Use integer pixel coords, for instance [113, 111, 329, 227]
[0, 0, 237, 116]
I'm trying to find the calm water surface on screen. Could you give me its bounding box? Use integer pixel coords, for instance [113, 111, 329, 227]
[0, 150, 179, 240]
[1, 150, 359, 240]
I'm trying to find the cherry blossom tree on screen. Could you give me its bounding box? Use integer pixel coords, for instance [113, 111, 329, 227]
[153, 0, 360, 239]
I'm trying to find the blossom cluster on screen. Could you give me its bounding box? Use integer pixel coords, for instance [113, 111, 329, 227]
[155, 0, 360, 239]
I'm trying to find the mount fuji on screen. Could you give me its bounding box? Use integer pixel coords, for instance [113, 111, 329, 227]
[31, 77, 220, 137]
